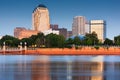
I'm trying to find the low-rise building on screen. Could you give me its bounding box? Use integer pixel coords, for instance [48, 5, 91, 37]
[14, 27, 38, 39]
[50, 24, 67, 38]
[67, 31, 72, 38]
[58, 28, 67, 38]
[43, 29, 59, 36]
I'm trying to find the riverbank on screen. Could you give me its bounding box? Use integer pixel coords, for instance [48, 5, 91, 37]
[0, 47, 120, 55]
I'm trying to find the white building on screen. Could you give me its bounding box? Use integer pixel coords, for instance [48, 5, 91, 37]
[90, 20, 106, 42]
[43, 29, 59, 36]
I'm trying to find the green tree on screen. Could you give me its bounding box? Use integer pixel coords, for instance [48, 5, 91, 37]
[45, 33, 58, 48]
[73, 36, 81, 45]
[114, 35, 120, 45]
[20, 38, 33, 47]
[0, 35, 19, 47]
[104, 38, 113, 45]
[35, 33, 45, 47]
[57, 35, 65, 48]
[65, 38, 74, 46]
[45, 33, 65, 48]
[84, 32, 99, 45]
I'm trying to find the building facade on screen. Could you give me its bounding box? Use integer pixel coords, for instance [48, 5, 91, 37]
[90, 20, 106, 42]
[50, 24, 67, 38]
[14, 27, 38, 39]
[43, 29, 59, 36]
[58, 28, 67, 38]
[32, 4, 50, 32]
[50, 24, 58, 30]
[72, 16, 87, 36]
[67, 31, 72, 38]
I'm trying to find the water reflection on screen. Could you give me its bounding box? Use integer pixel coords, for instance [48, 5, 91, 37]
[32, 56, 50, 80]
[0, 56, 120, 80]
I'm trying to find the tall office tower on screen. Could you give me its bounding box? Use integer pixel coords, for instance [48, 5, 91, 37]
[32, 4, 50, 32]
[90, 20, 106, 42]
[72, 16, 87, 36]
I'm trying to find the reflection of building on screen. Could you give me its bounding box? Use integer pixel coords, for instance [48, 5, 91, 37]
[72, 61, 104, 80]
[32, 56, 50, 80]
[67, 31, 72, 38]
[104, 62, 120, 80]
[14, 63, 31, 80]
[32, 4, 50, 32]
[50, 62, 68, 80]
[90, 20, 106, 42]
[72, 16, 87, 36]
[14, 27, 38, 39]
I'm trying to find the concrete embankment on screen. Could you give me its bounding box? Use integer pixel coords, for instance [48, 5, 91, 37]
[0, 47, 120, 55]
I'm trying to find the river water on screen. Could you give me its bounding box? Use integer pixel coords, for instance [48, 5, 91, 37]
[0, 55, 120, 80]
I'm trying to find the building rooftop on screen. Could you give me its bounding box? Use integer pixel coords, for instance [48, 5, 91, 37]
[33, 4, 47, 13]
[38, 4, 47, 8]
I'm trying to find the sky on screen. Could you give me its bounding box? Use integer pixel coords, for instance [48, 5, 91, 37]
[0, 0, 120, 39]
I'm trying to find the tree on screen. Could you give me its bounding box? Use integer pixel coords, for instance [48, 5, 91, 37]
[65, 38, 74, 46]
[35, 33, 45, 47]
[57, 35, 65, 48]
[45, 33, 65, 48]
[73, 36, 81, 45]
[114, 35, 120, 45]
[20, 38, 33, 47]
[0, 35, 19, 47]
[84, 32, 99, 45]
[29, 35, 38, 45]
[45, 33, 59, 48]
[104, 38, 113, 46]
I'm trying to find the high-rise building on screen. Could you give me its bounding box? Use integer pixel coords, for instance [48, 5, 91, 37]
[32, 4, 50, 32]
[72, 16, 87, 36]
[90, 20, 106, 42]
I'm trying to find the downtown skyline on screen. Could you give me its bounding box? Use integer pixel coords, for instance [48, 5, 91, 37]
[0, 0, 120, 39]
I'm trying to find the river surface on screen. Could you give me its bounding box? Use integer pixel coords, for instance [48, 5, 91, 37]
[0, 55, 120, 80]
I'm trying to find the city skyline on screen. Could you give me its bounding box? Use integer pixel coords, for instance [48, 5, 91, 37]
[0, 0, 120, 39]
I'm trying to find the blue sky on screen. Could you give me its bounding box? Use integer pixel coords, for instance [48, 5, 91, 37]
[0, 0, 120, 39]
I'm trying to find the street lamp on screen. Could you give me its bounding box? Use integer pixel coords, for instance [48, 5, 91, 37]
[24, 42, 27, 46]
[3, 42, 5, 46]
[3, 42, 6, 51]
[20, 42, 22, 46]
[20, 42, 22, 51]
[24, 42, 27, 50]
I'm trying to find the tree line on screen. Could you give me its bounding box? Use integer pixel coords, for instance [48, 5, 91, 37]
[0, 32, 120, 48]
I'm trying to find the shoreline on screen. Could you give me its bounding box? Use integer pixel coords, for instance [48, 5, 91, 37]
[0, 47, 120, 55]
